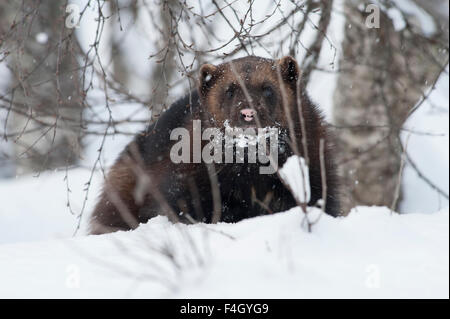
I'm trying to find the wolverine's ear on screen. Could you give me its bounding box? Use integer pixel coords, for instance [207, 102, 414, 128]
[198, 63, 219, 97]
[278, 56, 300, 84]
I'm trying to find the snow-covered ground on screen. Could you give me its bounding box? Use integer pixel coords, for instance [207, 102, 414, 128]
[0, 166, 447, 298]
[0, 169, 102, 244]
[0, 204, 447, 298]
[400, 66, 449, 214]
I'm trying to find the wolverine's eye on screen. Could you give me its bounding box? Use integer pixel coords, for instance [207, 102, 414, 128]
[262, 86, 274, 99]
[225, 85, 235, 99]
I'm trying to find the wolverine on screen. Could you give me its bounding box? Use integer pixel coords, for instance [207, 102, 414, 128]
[89, 56, 341, 235]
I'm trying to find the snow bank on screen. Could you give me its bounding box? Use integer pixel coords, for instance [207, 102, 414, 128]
[0, 206, 447, 299]
[279, 156, 311, 203]
[0, 168, 102, 244]
[0, 168, 447, 298]
[400, 66, 449, 214]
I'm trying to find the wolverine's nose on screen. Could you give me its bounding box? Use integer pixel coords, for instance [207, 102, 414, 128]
[240, 108, 256, 122]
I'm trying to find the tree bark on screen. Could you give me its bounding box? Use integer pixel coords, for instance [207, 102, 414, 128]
[2, 1, 83, 174]
[149, 0, 179, 120]
[333, 0, 448, 213]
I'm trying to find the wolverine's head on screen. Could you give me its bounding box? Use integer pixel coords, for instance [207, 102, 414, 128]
[197, 56, 301, 129]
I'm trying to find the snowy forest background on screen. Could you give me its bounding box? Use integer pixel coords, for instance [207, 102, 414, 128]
[0, 0, 448, 298]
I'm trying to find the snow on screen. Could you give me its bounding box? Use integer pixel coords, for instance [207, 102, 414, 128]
[0, 169, 102, 244]
[400, 66, 449, 214]
[387, 6, 407, 31]
[0, 167, 446, 298]
[279, 156, 311, 203]
[0, 203, 447, 298]
[391, 0, 437, 36]
[35, 32, 49, 44]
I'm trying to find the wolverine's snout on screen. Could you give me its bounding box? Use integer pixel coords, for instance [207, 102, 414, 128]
[240, 108, 256, 122]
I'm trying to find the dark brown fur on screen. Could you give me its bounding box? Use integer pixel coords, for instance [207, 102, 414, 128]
[89, 56, 341, 235]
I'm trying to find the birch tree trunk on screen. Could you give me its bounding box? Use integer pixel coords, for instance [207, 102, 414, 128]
[334, 0, 448, 213]
[149, 0, 179, 120]
[1, 1, 83, 175]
